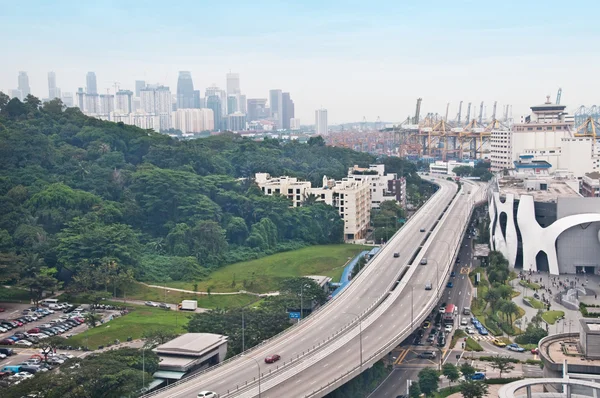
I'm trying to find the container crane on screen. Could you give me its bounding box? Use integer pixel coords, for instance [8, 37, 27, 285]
[445, 103, 450, 122]
[492, 101, 497, 120]
[478, 101, 484, 124]
[465, 102, 472, 124]
[556, 88, 562, 105]
[412, 98, 422, 124]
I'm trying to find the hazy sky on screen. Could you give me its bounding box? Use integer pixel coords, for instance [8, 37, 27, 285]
[2, 0, 599, 124]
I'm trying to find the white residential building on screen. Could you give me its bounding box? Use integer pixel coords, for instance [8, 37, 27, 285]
[429, 160, 475, 175]
[290, 118, 301, 130]
[310, 176, 371, 241]
[140, 85, 172, 130]
[115, 90, 133, 114]
[111, 113, 161, 130]
[255, 173, 312, 207]
[172, 108, 214, 133]
[315, 109, 328, 135]
[348, 164, 404, 208]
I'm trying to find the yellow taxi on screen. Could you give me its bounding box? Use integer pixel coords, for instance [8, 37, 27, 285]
[492, 338, 507, 347]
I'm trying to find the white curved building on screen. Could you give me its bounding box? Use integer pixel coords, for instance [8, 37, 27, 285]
[489, 173, 600, 275]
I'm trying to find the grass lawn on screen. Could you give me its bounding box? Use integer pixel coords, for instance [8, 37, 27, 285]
[162, 244, 369, 293]
[66, 305, 188, 349]
[0, 286, 31, 303]
[524, 297, 545, 309]
[542, 310, 565, 325]
[519, 280, 541, 290]
[118, 283, 260, 309]
[465, 337, 483, 352]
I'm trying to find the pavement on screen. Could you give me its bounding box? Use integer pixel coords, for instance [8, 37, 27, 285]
[146, 177, 480, 397]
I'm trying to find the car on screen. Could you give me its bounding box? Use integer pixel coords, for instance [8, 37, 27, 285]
[0, 326, 6, 333]
[418, 351, 436, 359]
[0, 348, 14, 356]
[422, 321, 431, 329]
[507, 343, 525, 352]
[197, 391, 219, 398]
[444, 324, 453, 333]
[0, 339, 15, 345]
[144, 301, 158, 307]
[420, 228, 425, 232]
[471, 317, 479, 324]
[439, 306, 446, 314]
[446, 282, 453, 288]
[470, 372, 486, 380]
[264, 354, 281, 364]
[479, 328, 489, 336]
[492, 339, 506, 347]
[15, 371, 34, 379]
[531, 347, 539, 355]
[425, 281, 432, 290]
[420, 258, 428, 265]
[0, 353, 6, 359]
[450, 271, 456, 277]
[15, 340, 33, 347]
[393, 252, 400, 258]
[438, 334, 446, 347]
[159, 303, 170, 309]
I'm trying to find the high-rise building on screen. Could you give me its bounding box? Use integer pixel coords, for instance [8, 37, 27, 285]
[269, 89, 283, 129]
[76, 88, 85, 109]
[84, 94, 100, 114]
[282, 92, 295, 130]
[238, 94, 247, 114]
[135, 80, 146, 97]
[172, 108, 215, 133]
[99, 94, 115, 115]
[61, 92, 74, 107]
[315, 109, 328, 135]
[86, 72, 97, 94]
[227, 112, 247, 131]
[247, 98, 268, 121]
[205, 85, 227, 115]
[193, 90, 201, 109]
[48, 71, 61, 99]
[226, 72, 240, 95]
[115, 90, 133, 114]
[18, 71, 30, 98]
[140, 85, 172, 130]
[206, 95, 222, 131]
[10, 89, 22, 100]
[227, 95, 238, 114]
[290, 118, 301, 130]
[176, 71, 195, 109]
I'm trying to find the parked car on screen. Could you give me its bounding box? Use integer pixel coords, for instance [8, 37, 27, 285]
[159, 303, 170, 310]
[0, 326, 7, 333]
[144, 301, 158, 307]
[0, 348, 14, 356]
[0, 339, 15, 345]
[470, 372, 486, 380]
[422, 321, 431, 329]
[15, 340, 33, 347]
[264, 354, 281, 364]
[507, 343, 525, 352]
[478, 328, 488, 336]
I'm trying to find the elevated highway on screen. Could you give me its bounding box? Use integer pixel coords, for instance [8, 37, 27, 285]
[146, 177, 486, 398]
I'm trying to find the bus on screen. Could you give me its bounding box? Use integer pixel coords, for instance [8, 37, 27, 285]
[443, 304, 457, 325]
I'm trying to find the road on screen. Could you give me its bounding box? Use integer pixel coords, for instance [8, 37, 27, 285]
[147, 178, 485, 398]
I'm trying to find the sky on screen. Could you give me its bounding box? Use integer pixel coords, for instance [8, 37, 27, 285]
[2, 0, 600, 124]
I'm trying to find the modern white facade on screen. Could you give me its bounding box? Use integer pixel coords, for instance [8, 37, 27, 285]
[111, 113, 162, 130]
[255, 173, 312, 207]
[115, 90, 133, 114]
[172, 108, 214, 133]
[140, 85, 172, 130]
[290, 118, 301, 130]
[559, 137, 600, 178]
[348, 164, 404, 208]
[429, 160, 475, 175]
[226, 112, 246, 132]
[315, 109, 328, 135]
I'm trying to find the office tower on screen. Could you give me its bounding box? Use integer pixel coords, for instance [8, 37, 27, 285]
[238, 94, 247, 114]
[135, 80, 146, 97]
[48, 71, 61, 99]
[86, 72, 97, 94]
[61, 92, 74, 107]
[172, 108, 215, 133]
[226, 72, 240, 95]
[18, 71, 30, 98]
[315, 109, 328, 135]
[193, 90, 201, 109]
[10, 89, 22, 100]
[247, 98, 268, 121]
[115, 90, 133, 114]
[290, 118, 301, 130]
[227, 112, 247, 131]
[227, 95, 238, 114]
[282, 92, 295, 130]
[176, 71, 195, 109]
[206, 95, 222, 131]
[269, 89, 283, 129]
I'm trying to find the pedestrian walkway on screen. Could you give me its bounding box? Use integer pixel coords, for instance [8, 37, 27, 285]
[470, 335, 496, 341]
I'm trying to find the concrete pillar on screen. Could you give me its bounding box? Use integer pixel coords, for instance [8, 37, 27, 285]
[567, 383, 572, 398]
[526, 385, 532, 398]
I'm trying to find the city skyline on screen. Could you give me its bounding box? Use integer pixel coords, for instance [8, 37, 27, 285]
[2, 1, 600, 123]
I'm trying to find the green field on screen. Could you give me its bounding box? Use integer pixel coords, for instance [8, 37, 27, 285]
[66, 304, 188, 349]
[542, 310, 564, 325]
[163, 244, 369, 293]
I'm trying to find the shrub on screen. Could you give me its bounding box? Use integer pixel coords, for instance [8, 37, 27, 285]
[478, 356, 519, 363]
[485, 377, 523, 385]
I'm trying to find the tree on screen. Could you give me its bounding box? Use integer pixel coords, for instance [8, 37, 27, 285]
[307, 136, 325, 146]
[23, 94, 42, 111]
[488, 355, 515, 378]
[442, 363, 461, 385]
[408, 381, 421, 398]
[191, 220, 228, 265]
[453, 165, 474, 177]
[43, 97, 66, 114]
[460, 380, 489, 398]
[460, 362, 476, 378]
[142, 328, 177, 348]
[22, 267, 61, 307]
[418, 367, 440, 396]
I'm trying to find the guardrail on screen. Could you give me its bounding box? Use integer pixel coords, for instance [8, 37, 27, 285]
[142, 179, 453, 397]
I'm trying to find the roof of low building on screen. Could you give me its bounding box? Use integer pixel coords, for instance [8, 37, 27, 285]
[154, 333, 228, 357]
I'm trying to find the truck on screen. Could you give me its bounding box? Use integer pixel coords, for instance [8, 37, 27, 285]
[443, 304, 457, 325]
[180, 300, 198, 311]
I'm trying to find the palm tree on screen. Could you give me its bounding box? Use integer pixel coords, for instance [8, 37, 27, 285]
[98, 142, 110, 154]
[301, 193, 319, 206]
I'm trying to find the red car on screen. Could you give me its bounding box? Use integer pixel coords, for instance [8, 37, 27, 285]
[28, 328, 41, 334]
[0, 339, 15, 345]
[264, 354, 281, 364]
[0, 308, 5, 312]
[10, 320, 23, 327]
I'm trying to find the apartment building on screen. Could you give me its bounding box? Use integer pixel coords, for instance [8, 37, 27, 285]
[347, 164, 405, 208]
[582, 172, 600, 197]
[254, 173, 312, 207]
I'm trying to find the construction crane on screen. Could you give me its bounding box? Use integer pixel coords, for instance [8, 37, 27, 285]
[478, 102, 484, 124]
[556, 88, 562, 105]
[465, 102, 472, 124]
[445, 103, 450, 122]
[491, 101, 497, 120]
[456, 101, 463, 124]
[412, 98, 422, 124]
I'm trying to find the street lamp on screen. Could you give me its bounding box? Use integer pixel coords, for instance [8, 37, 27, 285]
[243, 355, 261, 398]
[300, 283, 310, 320]
[341, 312, 363, 370]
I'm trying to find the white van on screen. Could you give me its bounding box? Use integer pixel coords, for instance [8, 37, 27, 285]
[41, 299, 59, 307]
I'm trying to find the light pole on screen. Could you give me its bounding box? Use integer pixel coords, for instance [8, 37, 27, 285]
[242, 307, 245, 352]
[142, 347, 145, 391]
[341, 311, 363, 370]
[244, 355, 261, 398]
[300, 283, 310, 320]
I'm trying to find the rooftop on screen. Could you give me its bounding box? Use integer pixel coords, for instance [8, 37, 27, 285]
[585, 172, 600, 180]
[154, 333, 228, 357]
[498, 174, 580, 202]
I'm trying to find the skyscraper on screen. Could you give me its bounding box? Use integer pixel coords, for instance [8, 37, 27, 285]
[18, 71, 30, 98]
[206, 95, 222, 131]
[193, 90, 201, 109]
[226, 72, 240, 95]
[227, 95, 238, 114]
[135, 80, 146, 97]
[315, 109, 328, 135]
[237, 94, 247, 114]
[269, 89, 283, 129]
[115, 90, 133, 114]
[176, 71, 195, 109]
[247, 98, 268, 121]
[140, 85, 172, 130]
[227, 112, 247, 131]
[282, 92, 295, 130]
[62, 92, 74, 107]
[48, 72, 61, 99]
[86, 72, 97, 94]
